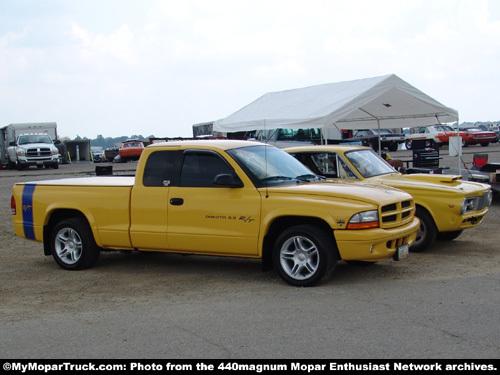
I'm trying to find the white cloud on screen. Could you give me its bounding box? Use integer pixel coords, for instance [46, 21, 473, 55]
[0, 0, 499, 138]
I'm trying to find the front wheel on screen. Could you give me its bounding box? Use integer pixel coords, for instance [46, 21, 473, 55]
[437, 230, 463, 241]
[50, 218, 100, 270]
[273, 225, 337, 287]
[410, 207, 437, 253]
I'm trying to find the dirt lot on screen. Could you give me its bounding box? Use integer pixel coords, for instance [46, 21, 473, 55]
[1, 145, 500, 359]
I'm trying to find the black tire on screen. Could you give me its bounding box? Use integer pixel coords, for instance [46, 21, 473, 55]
[410, 207, 437, 253]
[50, 218, 100, 270]
[388, 143, 398, 152]
[480, 142, 490, 147]
[272, 224, 337, 287]
[437, 230, 463, 241]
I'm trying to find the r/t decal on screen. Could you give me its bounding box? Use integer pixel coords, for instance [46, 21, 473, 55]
[239, 216, 255, 223]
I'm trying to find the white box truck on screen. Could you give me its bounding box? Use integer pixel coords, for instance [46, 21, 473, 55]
[1, 122, 60, 170]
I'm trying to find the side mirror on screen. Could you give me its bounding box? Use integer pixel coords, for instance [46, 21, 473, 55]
[9, 142, 16, 146]
[213, 173, 244, 188]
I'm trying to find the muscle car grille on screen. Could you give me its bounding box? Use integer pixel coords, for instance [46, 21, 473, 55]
[477, 195, 489, 210]
[380, 199, 415, 228]
[27, 148, 51, 157]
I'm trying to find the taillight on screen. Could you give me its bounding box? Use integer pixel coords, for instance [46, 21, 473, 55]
[11, 195, 16, 215]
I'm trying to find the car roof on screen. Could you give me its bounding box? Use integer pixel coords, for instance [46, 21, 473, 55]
[147, 139, 267, 151]
[284, 144, 371, 153]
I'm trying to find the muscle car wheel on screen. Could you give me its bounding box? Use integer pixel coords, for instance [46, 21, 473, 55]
[411, 207, 437, 253]
[50, 218, 100, 270]
[437, 230, 463, 241]
[273, 225, 337, 287]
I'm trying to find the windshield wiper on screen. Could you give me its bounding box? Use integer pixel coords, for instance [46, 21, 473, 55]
[296, 174, 321, 182]
[261, 176, 293, 182]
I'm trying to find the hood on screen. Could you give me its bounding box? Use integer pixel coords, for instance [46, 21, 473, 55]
[370, 173, 489, 195]
[263, 180, 411, 206]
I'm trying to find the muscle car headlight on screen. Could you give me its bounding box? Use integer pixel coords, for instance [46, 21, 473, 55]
[347, 210, 379, 229]
[487, 191, 493, 207]
[461, 197, 478, 214]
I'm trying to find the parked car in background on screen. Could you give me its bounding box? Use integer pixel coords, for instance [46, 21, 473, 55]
[115, 139, 144, 163]
[405, 125, 462, 149]
[285, 144, 492, 253]
[350, 129, 405, 151]
[458, 127, 497, 147]
[90, 146, 105, 162]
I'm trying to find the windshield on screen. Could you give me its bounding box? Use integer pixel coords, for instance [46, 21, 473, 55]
[228, 145, 321, 187]
[345, 149, 396, 178]
[18, 134, 52, 145]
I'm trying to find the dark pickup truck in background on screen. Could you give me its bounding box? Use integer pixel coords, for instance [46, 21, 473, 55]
[348, 129, 405, 151]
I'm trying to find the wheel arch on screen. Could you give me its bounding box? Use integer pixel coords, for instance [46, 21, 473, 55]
[43, 209, 97, 256]
[261, 215, 335, 271]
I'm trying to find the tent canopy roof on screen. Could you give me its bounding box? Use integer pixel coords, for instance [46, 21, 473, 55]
[213, 74, 458, 132]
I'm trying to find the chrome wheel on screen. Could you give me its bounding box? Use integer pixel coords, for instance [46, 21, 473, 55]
[54, 227, 83, 265]
[279, 235, 320, 281]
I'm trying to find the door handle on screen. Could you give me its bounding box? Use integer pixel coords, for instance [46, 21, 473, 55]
[170, 198, 184, 206]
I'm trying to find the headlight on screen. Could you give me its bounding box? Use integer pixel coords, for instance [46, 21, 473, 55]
[51, 148, 59, 155]
[17, 149, 26, 156]
[461, 197, 478, 214]
[347, 210, 379, 229]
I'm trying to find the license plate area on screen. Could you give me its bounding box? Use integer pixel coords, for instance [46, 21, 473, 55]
[394, 243, 409, 261]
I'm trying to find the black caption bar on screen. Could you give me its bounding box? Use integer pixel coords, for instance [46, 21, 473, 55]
[2, 360, 499, 374]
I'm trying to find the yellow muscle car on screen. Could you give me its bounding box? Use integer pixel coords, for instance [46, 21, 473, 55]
[286, 145, 492, 252]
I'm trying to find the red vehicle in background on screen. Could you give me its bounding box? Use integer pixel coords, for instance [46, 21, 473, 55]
[116, 139, 144, 162]
[459, 127, 497, 147]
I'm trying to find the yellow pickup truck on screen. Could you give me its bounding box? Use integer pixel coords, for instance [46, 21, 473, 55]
[285, 145, 492, 252]
[11, 140, 419, 286]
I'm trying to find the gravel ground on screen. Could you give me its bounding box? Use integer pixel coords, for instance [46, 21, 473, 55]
[1, 144, 499, 359]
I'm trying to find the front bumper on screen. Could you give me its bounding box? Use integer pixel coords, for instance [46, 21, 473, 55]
[334, 217, 419, 262]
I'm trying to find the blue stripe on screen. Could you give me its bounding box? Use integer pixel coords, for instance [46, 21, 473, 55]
[22, 184, 36, 240]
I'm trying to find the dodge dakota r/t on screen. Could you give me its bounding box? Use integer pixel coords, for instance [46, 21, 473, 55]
[11, 140, 419, 286]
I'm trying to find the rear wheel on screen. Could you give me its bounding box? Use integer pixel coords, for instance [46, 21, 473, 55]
[480, 142, 490, 147]
[50, 218, 100, 270]
[273, 224, 337, 287]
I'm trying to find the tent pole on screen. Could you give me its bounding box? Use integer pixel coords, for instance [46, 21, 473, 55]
[377, 119, 382, 155]
[457, 115, 461, 174]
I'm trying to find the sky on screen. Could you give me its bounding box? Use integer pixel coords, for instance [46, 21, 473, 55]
[1, 0, 499, 139]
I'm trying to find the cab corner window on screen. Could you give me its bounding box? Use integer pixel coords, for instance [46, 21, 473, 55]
[143, 151, 175, 187]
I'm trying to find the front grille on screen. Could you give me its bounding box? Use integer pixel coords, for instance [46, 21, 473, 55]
[477, 195, 489, 210]
[380, 199, 414, 228]
[27, 147, 51, 157]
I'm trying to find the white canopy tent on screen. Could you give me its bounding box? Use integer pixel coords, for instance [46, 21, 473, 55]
[213, 74, 458, 136]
